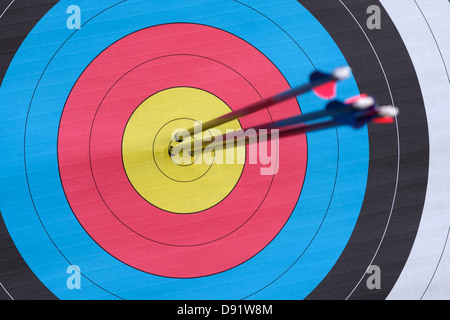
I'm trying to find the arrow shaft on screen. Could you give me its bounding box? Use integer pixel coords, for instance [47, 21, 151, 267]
[170, 119, 341, 157]
[180, 74, 337, 138]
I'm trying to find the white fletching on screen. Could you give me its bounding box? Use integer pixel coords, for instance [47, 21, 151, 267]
[352, 96, 375, 110]
[378, 105, 399, 118]
[332, 66, 352, 80]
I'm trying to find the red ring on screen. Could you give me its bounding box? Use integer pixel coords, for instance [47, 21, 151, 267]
[58, 23, 307, 278]
[91, 55, 273, 245]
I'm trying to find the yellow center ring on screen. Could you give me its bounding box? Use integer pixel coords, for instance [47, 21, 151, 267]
[122, 87, 245, 214]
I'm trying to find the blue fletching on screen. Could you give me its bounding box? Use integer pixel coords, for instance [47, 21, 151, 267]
[325, 100, 347, 111]
[310, 71, 329, 82]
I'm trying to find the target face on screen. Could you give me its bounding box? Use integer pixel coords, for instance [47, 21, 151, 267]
[0, 0, 447, 300]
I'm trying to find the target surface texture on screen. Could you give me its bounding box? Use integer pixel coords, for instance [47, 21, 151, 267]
[0, 0, 445, 300]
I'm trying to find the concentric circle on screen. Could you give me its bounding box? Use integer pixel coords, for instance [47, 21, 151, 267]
[156, 119, 208, 172]
[0, 0, 354, 299]
[123, 87, 245, 213]
[56, 22, 307, 279]
[3, 0, 425, 300]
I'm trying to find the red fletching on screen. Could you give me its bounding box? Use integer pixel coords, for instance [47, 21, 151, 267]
[344, 93, 368, 104]
[373, 117, 395, 124]
[312, 81, 337, 100]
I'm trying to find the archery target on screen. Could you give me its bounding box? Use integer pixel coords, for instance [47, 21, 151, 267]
[0, 0, 446, 300]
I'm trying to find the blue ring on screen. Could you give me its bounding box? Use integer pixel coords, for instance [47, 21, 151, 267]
[0, 0, 368, 300]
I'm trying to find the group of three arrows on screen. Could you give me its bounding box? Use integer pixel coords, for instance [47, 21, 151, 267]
[169, 66, 398, 158]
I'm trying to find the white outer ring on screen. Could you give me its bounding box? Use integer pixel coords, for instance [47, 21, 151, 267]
[381, 0, 450, 300]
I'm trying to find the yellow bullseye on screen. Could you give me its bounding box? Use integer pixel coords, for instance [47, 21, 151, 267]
[122, 87, 245, 214]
